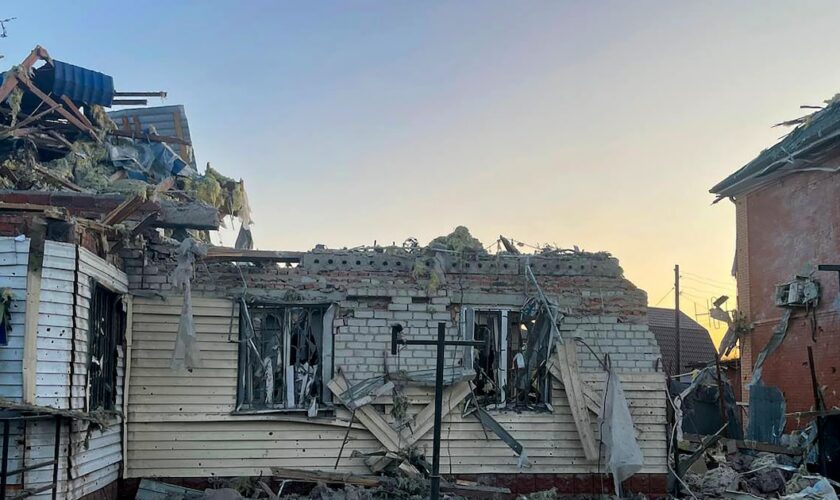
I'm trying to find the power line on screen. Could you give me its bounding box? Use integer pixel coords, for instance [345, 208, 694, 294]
[653, 287, 674, 307]
[682, 272, 735, 288]
[681, 283, 736, 297]
[681, 275, 736, 291]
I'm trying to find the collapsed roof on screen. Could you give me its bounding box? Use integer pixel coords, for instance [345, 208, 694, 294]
[711, 93, 840, 200]
[0, 45, 251, 248]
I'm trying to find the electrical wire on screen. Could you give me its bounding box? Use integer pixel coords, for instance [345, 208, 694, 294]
[664, 386, 699, 499]
[653, 287, 675, 307]
[681, 276, 736, 291]
[681, 272, 736, 288]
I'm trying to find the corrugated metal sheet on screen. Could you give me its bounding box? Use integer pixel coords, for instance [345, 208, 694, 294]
[32, 60, 115, 106]
[108, 105, 196, 167]
[126, 296, 667, 477]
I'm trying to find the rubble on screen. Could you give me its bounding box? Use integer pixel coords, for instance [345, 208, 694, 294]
[0, 45, 250, 244]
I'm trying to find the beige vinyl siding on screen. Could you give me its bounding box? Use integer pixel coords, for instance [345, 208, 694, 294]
[127, 295, 667, 478]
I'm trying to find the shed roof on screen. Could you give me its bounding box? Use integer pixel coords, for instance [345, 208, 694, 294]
[710, 95, 840, 199]
[647, 306, 717, 373]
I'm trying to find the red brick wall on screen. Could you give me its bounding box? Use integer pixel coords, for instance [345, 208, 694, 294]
[741, 170, 840, 425]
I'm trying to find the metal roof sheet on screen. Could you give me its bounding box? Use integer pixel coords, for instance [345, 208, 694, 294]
[33, 59, 115, 106]
[108, 105, 196, 167]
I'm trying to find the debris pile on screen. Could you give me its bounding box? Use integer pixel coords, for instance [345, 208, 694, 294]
[0, 45, 250, 237]
[680, 442, 839, 499]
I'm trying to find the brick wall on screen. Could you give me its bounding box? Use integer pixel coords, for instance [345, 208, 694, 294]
[121, 238, 663, 383]
[740, 170, 840, 427]
[734, 197, 752, 402]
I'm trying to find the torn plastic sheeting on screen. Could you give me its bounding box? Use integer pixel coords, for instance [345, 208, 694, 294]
[600, 366, 644, 495]
[107, 139, 195, 183]
[170, 238, 207, 370]
[474, 404, 529, 468]
[750, 309, 792, 386]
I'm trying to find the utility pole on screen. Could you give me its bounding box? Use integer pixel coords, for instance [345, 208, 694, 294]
[391, 322, 485, 500]
[674, 264, 681, 376]
[673, 264, 681, 485]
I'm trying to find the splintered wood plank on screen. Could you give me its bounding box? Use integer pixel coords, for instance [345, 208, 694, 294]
[23, 220, 47, 404]
[554, 343, 599, 460]
[328, 373, 405, 452]
[547, 359, 602, 416]
[404, 381, 471, 447]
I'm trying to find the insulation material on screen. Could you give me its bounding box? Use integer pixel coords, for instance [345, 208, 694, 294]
[170, 238, 207, 370]
[600, 367, 643, 494]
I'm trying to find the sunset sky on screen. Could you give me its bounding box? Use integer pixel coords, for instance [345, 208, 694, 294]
[5, 1, 840, 346]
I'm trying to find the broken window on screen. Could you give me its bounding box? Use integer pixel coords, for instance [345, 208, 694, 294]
[236, 303, 334, 413]
[88, 284, 126, 411]
[463, 308, 550, 409]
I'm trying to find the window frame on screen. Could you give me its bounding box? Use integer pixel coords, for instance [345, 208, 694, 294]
[234, 301, 335, 414]
[86, 281, 126, 412]
[462, 306, 551, 410]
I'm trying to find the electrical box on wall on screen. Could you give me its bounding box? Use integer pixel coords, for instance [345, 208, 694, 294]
[774, 277, 820, 307]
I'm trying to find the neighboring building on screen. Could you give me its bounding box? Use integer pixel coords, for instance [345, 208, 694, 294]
[647, 307, 717, 375]
[711, 97, 840, 422]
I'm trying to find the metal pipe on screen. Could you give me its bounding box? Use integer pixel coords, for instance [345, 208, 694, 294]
[430, 322, 446, 500]
[5, 459, 56, 477]
[113, 91, 167, 98]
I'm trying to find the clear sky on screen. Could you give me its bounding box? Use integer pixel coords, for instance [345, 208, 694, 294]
[5, 1, 840, 345]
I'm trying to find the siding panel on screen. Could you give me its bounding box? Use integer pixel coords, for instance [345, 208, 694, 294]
[126, 296, 667, 478]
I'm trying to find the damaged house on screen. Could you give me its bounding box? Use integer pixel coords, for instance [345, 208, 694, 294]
[0, 45, 671, 498]
[711, 94, 840, 439]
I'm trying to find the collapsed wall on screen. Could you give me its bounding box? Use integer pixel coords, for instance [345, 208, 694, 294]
[120, 233, 668, 495]
[124, 239, 660, 379]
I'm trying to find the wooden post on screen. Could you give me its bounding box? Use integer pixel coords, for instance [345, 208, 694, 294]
[22, 219, 47, 404]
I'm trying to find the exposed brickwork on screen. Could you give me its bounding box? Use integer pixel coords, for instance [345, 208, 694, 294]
[122, 236, 663, 383]
[738, 170, 840, 428]
[735, 197, 752, 402]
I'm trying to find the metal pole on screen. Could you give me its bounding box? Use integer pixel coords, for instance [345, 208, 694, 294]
[674, 264, 681, 375]
[673, 264, 681, 482]
[807, 346, 828, 477]
[52, 416, 61, 500]
[714, 355, 728, 435]
[430, 322, 446, 500]
[1, 419, 10, 499]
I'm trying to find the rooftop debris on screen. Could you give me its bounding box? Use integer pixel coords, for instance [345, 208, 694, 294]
[0, 45, 249, 244]
[711, 90, 840, 199]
